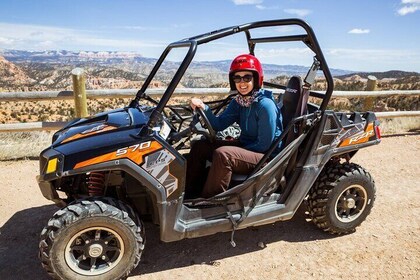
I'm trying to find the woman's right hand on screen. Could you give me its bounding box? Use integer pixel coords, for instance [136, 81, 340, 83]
[190, 97, 205, 111]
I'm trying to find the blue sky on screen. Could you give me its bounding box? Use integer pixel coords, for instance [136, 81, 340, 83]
[0, 0, 419, 72]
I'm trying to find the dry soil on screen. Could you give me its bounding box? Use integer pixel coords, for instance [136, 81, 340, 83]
[0, 134, 419, 280]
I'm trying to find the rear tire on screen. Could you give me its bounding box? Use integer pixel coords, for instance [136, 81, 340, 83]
[39, 198, 144, 280]
[307, 162, 376, 234]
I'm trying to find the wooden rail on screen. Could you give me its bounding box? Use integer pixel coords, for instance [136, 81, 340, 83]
[0, 122, 69, 132]
[1, 72, 419, 132]
[1, 88, 420, 101]
[1, 110, 419, 132]
[0, 89, 419, 132]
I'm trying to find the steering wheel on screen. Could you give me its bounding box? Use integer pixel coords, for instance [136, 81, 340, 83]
[195, 107, 216, 142]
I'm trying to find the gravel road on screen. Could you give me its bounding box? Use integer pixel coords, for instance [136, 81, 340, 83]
[0, 134, 419, 280]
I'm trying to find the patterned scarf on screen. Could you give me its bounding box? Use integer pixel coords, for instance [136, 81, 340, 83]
[234, 90, 258, 107]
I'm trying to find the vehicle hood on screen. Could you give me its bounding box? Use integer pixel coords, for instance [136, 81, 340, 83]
[51, 107, 150, 146]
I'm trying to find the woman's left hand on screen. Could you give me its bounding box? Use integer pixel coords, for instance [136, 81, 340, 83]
[190, 97, 205, 111]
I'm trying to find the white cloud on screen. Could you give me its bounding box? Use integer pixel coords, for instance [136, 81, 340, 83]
[117, 25, 150, 31]
[232, 0, 263, 5]
[348, 28, 370, 34]
[327, 48, 420, 61]
[326, 48, 420, 71]
[398, 5, 420, 15]
[0, 22, 165, 52]
[36, 41, 54, 48]
[328, 48, 397, 58]
[115, 23, 190, 31]
[256, 5, 278, 10]
[0, 36, 15, 45]
[276, 26, 299, 33]
[264, 47, 312, 56]
[398, 0, 420, 15]
[284, 9, 312, 17]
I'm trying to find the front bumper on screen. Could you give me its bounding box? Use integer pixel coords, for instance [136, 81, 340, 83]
[37, 148, 66, 207]
[36, 175, 66, 207]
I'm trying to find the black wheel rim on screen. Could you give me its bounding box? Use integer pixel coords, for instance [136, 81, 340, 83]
[65, 227, 124, 276]
[334, 184, 368, 223]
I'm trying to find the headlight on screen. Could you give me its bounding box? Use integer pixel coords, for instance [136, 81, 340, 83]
[46, 158, 58, 174]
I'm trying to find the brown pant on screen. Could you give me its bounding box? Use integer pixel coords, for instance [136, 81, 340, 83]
[186, 139, 264, 198]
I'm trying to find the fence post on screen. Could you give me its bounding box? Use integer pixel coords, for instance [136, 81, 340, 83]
[71, 68, 88, 118]
[364, 75, 377, 111]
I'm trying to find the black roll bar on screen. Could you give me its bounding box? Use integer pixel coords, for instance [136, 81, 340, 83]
[134, 18, 333, 128]
[146, 41, 197, 127]
[249, 34, 308, 44]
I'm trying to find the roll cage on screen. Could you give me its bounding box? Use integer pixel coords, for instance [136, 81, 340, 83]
[128, 18, 334, 128]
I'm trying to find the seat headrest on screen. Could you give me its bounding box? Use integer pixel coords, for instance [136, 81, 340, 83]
[281, 76, 303, 129]
[285, 76, 302, 96]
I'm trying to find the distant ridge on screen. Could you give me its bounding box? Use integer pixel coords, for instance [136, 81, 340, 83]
[1, 49, 353, 77]
[2, 50, 417, 79]
[1, 49, 418, 92]
[336, 70, 419, 80]
[0, 49, 157, 65]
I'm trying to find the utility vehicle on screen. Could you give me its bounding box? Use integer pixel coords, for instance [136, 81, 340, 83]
[37, 19, 381, 279]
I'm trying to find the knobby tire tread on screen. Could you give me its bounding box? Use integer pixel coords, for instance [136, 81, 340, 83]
[306, 162, 375, 234]
[39, 197, 144, 280]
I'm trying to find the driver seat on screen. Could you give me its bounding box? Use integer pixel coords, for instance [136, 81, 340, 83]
[229, 75, 306, 187]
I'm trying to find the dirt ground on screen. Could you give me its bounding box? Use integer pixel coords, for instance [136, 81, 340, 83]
[0, 134, 419, 280]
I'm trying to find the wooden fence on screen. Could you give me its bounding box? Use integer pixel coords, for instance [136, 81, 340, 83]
[1, 88, 420, 101]
[1, 81, 419, 132]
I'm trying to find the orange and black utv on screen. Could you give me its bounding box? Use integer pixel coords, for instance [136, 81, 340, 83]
[37, 19, 381, 279]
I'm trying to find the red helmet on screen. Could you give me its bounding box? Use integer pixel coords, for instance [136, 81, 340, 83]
[229, 54, 264, 90]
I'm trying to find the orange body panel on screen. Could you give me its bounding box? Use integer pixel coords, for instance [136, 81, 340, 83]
[62, 125, 117, 144]
[74, 141, 162, 169]
[339, 123, 375, 147]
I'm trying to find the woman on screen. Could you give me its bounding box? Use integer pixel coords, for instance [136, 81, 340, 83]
[186, 54, 282, 198]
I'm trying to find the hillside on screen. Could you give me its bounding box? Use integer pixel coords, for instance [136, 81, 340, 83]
[0, 55, 35, 90]
[1, 50, 354, 77]
[0, 49, 356, 91]
[1, 50, 419, 93]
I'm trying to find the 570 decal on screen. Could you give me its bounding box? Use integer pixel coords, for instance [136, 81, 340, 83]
[116, 141, 152, 157]
[74, 141, 162, 169]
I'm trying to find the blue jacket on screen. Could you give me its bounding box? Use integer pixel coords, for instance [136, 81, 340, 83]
[204, 89, 282, 153]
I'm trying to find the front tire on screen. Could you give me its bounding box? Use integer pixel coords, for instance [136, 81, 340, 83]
[307, 162, 376, 234]
[39, 198, 144, 280]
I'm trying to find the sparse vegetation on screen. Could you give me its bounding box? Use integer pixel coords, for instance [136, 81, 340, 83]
[1, 51, 419, 160]
[0, 93, 418, 160]
[0, 131, 53, 160]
